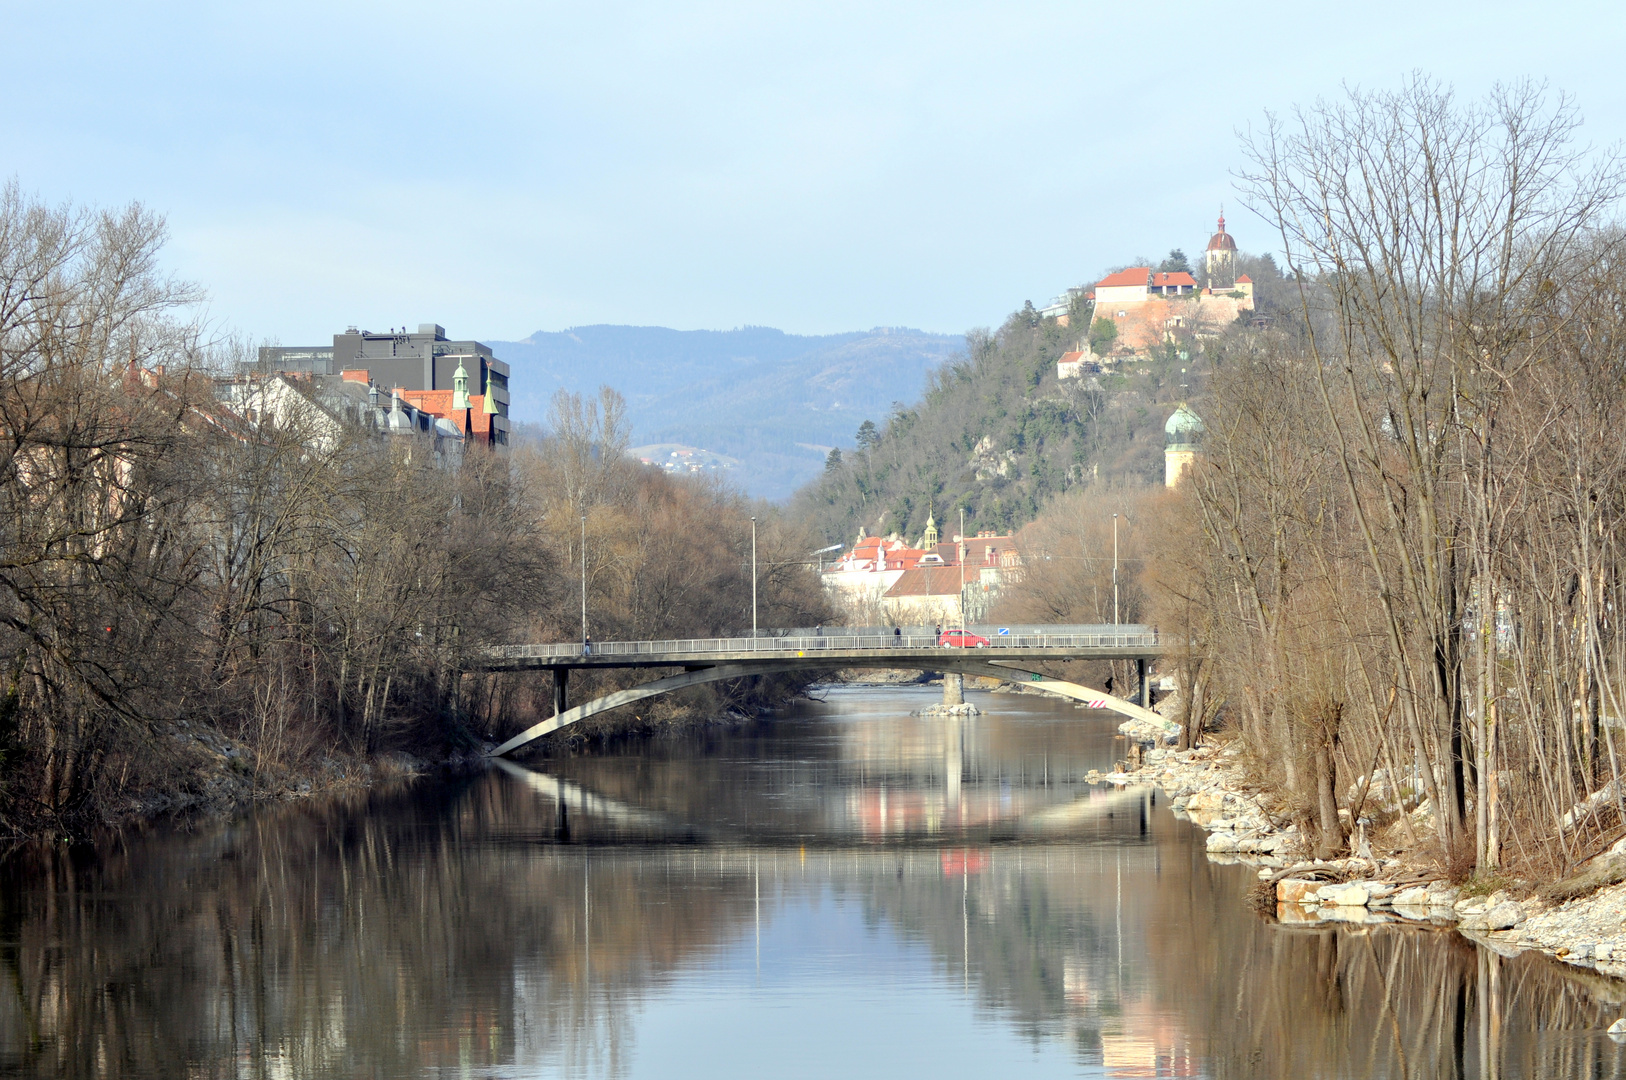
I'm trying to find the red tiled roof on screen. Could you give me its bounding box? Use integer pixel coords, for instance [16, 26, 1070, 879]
[1059, 351, 1085, 363]
[883, 566, 966, 598]
[468, 397, 496, 435]
[401, 389, 455, 416]
[340, 369, 370, 384]
[1152, 272, 1196, 287]
[1236, 274, 1253, 283]
[1096, 267, 1152, 288]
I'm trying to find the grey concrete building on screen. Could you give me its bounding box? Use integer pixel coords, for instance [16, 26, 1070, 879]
[255, 323, 510, 445]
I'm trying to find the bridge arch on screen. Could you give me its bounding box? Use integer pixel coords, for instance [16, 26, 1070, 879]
[488, 659, 1165, 758]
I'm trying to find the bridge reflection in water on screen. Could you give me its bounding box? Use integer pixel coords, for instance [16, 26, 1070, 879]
[0, 688, 1620, 1080]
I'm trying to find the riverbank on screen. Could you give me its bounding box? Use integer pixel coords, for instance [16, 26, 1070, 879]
[34, 693, 777, 841]
[1097, 722, 1626, 982]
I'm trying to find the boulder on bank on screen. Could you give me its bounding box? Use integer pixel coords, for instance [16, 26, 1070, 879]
[1319, 883, 1371, 908]
[1460, 900, 1525, 932]
[1277, 878, 1321, 904]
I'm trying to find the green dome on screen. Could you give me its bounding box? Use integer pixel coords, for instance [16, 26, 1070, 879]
[1165, 403, 1204, 448]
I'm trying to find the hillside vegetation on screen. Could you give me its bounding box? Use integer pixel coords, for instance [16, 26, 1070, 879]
[792, 308, 1189, 546]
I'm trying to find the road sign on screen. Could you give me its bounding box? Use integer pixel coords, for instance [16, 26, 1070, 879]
[997, 627, 1010, 636]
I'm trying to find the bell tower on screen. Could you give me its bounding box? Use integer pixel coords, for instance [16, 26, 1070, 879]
[1205, 211, 1237, 289]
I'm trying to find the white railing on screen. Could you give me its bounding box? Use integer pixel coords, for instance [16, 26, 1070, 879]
[484, 627, 1159, 663]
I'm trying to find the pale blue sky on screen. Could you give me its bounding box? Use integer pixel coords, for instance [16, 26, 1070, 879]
[7, 1, 1624, 342]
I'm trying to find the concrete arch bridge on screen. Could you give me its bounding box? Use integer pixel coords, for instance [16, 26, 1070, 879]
[474, 627, 1165, 758]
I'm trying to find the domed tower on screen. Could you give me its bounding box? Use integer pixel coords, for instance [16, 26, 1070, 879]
[451, 359, 471, 410]
[1165, 404, 1204, 488]
[1205, 212, 1237, 289]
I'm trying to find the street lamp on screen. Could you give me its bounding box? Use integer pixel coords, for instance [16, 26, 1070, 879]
[1112, 513, 1120, 627]
[959, 507, 967, 626]
[750, 516, 758, 640]
[581, 515, 589, 649]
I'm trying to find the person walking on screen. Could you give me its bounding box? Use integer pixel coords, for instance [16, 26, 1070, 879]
[583, 634, 592, 657]
[893, 626, 902, 646]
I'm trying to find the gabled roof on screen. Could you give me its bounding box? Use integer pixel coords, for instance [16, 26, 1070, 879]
[1096, 267, 1152, 288]
[1236, 274, 1253, 283]
[883, 566, 966, 598]
[401, 389, 455, 416]
[1152, 271, 1197, 287]
[1058, 350, 1086, 363]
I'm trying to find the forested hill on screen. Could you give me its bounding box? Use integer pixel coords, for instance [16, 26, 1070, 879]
[491, 325, 963, 499]
[790, 307, 1191, 546]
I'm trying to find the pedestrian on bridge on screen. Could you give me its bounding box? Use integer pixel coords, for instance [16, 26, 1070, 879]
[583, 635, 592, 657]
[893, 626, 902, 645]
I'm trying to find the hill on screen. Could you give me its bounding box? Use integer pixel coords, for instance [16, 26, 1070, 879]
[490, 325, 963, 499]
[790, 252, 1293, 546]
[791, 310, 1191, 547]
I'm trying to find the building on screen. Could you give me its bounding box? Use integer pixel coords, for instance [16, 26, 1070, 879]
[1058, 346, 1103, 379]
[216, 369, 470, 458]
[881, 565, 967, 625]
[1090, 245, 1253, 362]
[823, 522, 1019, 624]
[1037, 287, 1091, 326]
[255, 323, 510, 447]
[1164, 404, 1204, 487]
[1205, 213, 1238, 288]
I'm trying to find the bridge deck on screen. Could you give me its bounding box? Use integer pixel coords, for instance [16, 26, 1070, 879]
[478, 630, 1161, 671]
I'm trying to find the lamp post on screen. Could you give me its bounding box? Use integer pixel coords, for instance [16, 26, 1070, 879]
[1112, 513, 1120, 627]
[959, 507, 967, 626]
[580, 514, 588, 648]
[750, 516, 758, 640]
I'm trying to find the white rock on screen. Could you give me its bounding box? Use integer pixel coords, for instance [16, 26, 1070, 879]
[1609, 1018, 1626, 1035]
[1598, 944, 1615, 961]
[1392, 886, 1431, 907]
[1455, 896, 1489, 917]
[1206, 832, 1240, 853]
[1320, 884, 1371, 907]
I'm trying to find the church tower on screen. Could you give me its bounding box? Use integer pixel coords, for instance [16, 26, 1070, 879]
[1205, 212, 1237, 289]
[922, 513, 939, 549]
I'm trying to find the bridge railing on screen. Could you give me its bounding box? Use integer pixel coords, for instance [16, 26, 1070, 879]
[483, 629, 1159, 664]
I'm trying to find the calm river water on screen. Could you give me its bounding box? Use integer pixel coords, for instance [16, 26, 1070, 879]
[2, 686, 1624, 1078]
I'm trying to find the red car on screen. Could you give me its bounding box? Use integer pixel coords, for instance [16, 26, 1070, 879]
[938, 629, 990, 648]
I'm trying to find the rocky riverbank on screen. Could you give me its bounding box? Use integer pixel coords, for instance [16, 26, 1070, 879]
[1092, 721, 1626, 983]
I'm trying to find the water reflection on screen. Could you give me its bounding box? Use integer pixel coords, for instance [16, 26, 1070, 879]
[0, 687, 1621, 1078]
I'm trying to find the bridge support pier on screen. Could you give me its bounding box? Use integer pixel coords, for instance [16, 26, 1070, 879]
[1137, 658, 1148, 707]
[943, 672, 964, 706]
[552, 667, 569, 717]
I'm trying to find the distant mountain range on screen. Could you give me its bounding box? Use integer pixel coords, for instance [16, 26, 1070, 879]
[489, 325, 965, 500]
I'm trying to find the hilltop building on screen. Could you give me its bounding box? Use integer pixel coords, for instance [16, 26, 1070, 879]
[1050, 214, 1257, 372]
[254, 324, 510, 447]
[1164, 403, 1204, 487]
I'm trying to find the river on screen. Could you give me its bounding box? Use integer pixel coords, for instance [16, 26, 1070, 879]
[1, 686, 1622, 1078]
